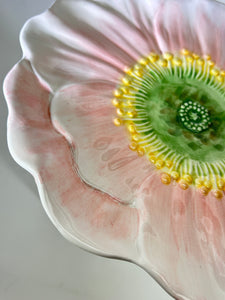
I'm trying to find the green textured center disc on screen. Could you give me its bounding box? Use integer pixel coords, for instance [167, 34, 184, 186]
[142, 76, 225, 162]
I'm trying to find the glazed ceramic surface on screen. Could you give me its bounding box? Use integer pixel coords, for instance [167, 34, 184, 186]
[4, 1, 225, 299]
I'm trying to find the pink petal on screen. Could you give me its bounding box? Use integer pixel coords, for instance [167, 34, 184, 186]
[152, 0, 225, 68]
[152, 0, 201, 53]
[135, 174, 225, 299]
[4, 59, 139, 258]
[51, 82, 155, 204]
[21, 0, 160, 91]
[195, 0, 225, 67]
[20, 0, 225, 94]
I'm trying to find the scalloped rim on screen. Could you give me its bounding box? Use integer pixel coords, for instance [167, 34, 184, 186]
[4, 1, 225, 300]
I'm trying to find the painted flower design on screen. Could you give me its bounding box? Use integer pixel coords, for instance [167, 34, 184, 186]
[4, 0, 225, 299]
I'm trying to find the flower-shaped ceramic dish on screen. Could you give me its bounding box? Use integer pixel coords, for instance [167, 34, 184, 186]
[4, 0, 225, 299]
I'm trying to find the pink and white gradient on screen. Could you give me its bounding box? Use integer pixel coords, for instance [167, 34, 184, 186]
[4, 0, 225, 299]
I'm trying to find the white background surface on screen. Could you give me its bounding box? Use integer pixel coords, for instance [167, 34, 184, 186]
[0, 1, 173, 299]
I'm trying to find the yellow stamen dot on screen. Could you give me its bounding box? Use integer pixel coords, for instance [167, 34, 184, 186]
[204, 54, 211, 60]
[113, 118, 122, 126]
[204, 180, 212, 190]
[166, 160, 173, 168]
[127, 110, 136, 118]
[171, 171, 179, 180]
[116, 108, 124, 117]
[139, 57, 149, 65]
[112, 98, 120, 107]
[187, 56, 194, 63]
[114, 89, 123, 98]
[217, 75, 224, 83]
[134, 64, 143, 71]
[124, 67, 133, 75]
[132, 134, 139, 142]
[181, 49, 190, 56]
[210, 68, 220, 77]
[155, 159, 164, 169]
[127, 124, 136, 133]
[208, 60, 215, 67]
[129, 141, 137, 151]
[134, 70, 143, 77]
[122, 77, 131, 85]
[173, 57, 182, 66]
[195, 178, 204, 188]
[161, 173, 171, 185]
[217, 179, 225, 190]
[158, 59, 168, 67]
[183, 174, 193, 184]
[192, 53, 199, 59]
[163, 52, 173, 60]
[148, 53, 159, 63]
[213, 190, 223, 199]
[197, 58, 204, 66]
[121, 87, 130, 94]
[200, 186, 210, 196]
[126, 99, 133, 107]
[179, 180, 189, 190]
[137, 147, 145, 156]
[220, 70, 225, 77]
[149, 155, 157, 164]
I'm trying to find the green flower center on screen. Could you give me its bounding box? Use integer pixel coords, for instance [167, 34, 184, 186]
[112, 49, 225, 199]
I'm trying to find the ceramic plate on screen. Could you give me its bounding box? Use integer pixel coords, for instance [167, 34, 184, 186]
[4, 0, 225, 299]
